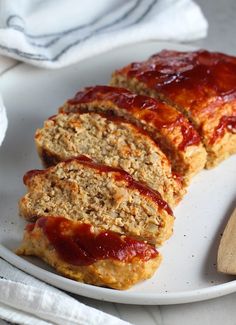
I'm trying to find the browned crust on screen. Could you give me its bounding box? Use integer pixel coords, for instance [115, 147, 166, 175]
[35, 111, 186, 206]
[59, 86, 207, 180]
[22, 156, 173, 216]
[111, 50, 236, 167]
[16, 219, 162, 290]
[19, 158, 174, 245]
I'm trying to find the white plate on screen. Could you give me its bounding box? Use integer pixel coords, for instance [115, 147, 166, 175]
[0, 41, 236, 305]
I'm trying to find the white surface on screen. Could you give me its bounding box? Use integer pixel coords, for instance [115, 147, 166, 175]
[0, 95, 7, 146]
[192, 0, 236, 55]
[0, 41, 235, 306]
[0, 0, 207, 68]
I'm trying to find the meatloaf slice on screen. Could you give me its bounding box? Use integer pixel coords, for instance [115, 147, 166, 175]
[60, 86, 206, 181]
[35, 112, 185, 206]
[111, 50, 236, 168]
[16, 216, 161, 290]
[19, 156, 174, 245]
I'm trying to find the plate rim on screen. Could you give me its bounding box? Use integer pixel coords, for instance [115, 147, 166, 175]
[1, 245, 236, 305]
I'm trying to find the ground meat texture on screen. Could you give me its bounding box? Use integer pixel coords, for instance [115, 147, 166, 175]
[35, 112, 185, 206]
[111, 50, 236, 168]
[19, 157, 174, 245]
[16, 217, 162, 290]
[60, 86, 207, 182]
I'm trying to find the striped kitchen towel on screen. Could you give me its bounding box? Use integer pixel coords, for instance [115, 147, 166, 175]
[0, 258, 131, 325]
[0, 0, 208, 68]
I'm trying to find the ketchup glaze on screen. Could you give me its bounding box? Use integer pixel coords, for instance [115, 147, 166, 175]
[28, 216, 158, 266]
[68, 85, 201, 150]
[23, 155, 173, 216]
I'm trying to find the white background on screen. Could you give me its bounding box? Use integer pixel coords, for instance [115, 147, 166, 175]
[0, 0, 236, 324]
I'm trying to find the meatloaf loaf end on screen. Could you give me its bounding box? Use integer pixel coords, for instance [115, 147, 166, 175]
[60, 86, 207, 181]
[19, 156, 174, 245]
[111, 50, 236, 168]
[35, 111, 185, 206]
[16, 216, 161, 290]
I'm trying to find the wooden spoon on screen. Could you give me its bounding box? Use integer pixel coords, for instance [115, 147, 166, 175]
[217, 207, 236, 274]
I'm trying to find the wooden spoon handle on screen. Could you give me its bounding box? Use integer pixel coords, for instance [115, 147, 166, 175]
[217, 207, 236, 274]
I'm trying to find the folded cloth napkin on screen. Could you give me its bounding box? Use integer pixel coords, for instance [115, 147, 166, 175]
[0, 0, 208, 68]
[0, 258, 131, 325]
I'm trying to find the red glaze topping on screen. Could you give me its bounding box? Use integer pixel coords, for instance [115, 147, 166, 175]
[23, 169, 45, 185]
[211, 115, 236, 144]
[67, 85, 201, 150]
[31, 217, 158, 265]
[23, 156, 172, 215]
[26, 223, 35, 232]
[120, 50, 236, 102]
[117, 50, 236, 138]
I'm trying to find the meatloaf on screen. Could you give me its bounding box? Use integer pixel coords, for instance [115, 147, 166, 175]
[60, 86, 206, 181]
[35, 111, 185, 206]
[111, 50, 236, 168]
[16, 216, 161, 290]
[19, 156, 174, 245]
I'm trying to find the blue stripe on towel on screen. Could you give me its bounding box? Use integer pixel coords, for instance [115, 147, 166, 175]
[1, 0, 157, 62]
